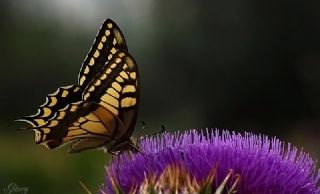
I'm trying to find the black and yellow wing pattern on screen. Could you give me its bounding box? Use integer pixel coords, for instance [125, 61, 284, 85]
[17, 85, 82, 128]
[78, 19, 128, 91]
[17, 19, 140, 154]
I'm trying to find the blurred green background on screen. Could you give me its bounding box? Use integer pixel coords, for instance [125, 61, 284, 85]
[1, 0, 320, 193]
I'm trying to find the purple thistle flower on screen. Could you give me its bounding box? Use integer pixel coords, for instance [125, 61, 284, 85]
[100, 129, 320, 194]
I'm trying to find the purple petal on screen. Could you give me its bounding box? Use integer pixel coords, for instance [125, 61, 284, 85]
[100, 129, 320, 194]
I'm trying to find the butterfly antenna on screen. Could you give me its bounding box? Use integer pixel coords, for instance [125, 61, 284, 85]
[160, 124, 166, 133]
[137, 121, 147, 140]
[79, 180, 93, 194]
[149, 124, 166, 136]
[141, 121, 146, 130]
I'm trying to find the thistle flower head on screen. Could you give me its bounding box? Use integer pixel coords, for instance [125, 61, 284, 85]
[100, 129, 320, 194]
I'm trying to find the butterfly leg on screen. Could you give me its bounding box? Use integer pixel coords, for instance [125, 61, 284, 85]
[128, 142, 143, 153]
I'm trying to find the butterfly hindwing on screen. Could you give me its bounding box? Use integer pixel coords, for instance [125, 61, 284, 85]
[78, 19, 128, 91]
[16, 85, 81, 127]
[29, 100, 108, 148]
[30, 101, 85, 148]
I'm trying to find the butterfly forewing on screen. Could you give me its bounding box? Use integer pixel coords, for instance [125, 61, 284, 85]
[78, 19, 128, 91]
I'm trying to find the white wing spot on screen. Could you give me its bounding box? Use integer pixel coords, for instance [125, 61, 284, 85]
[105, 30, 111, 36]
[93, 50, 100, 58]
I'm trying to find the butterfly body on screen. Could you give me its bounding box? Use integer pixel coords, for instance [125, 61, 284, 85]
[17, 19, 140, 154]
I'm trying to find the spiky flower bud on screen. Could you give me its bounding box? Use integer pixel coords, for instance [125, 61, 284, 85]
[100, 129, 320, 194]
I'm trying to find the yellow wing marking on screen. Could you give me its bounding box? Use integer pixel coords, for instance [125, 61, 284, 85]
[81, 121, 108, 134]
[48, 120, 58, 127]
[34, 119, 46, 126]
[119, 71, 129, 79]
[85, 114, 100, 122]
[115, 58, 122, 63]
[100, 74, 107, 80]
[122, 85, 136, 94]
[73, 122, 80, 127]
[42, 107, 52, 117]
[84, 66, 90, 74]
[61, 90, 69, 97]
[107, 88, 120, 98]
[67, 129, 87, 137]
[69, 126, 78, 130]
[106, 68, 112, 74]
[41, 128, 51, 133]
[88, 86, 95, 92]
[93, 105, 117, 134]
[94, 79, 101, 86]
[112, 82, 122, 92]
[110, 63, 117, 69]
[118, 52, 125, 57]
[80, 76, 86, 85]
[130, 72, 137, 79]
[101, 36, 107, 42]
[125, 56, 135, 69]
[34, 129, 42, 143]
[78, 117, 86, 123]
[105, 30, 110, 36]
[110, 48, 117, 54]
[93, 50, 100, 58]
[116, 76, 124, 83]
[121, 97, 137, 108]
[70, 105, 78, 112]
[89, 58, 95, 66]
[48, 97, 58, 107]
[83, 93, 90, 101]
[100, 101, 118, 115]
[57, 111, 65, 119]
[98, 42, 103, 50]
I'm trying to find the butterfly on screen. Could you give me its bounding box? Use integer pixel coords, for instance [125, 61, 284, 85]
[16, 19, 140, 154]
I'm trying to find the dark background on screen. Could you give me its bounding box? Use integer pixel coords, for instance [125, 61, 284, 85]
[1, 1, 319, 194]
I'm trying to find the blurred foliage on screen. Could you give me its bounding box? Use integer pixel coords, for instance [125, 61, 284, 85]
[1, 0, 319, 193]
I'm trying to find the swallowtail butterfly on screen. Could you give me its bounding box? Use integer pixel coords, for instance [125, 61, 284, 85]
[17, 19, 140, 154]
